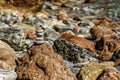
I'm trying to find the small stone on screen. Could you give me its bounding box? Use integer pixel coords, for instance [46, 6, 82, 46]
[34, 40, 45, 44]
[57, 14, 67, 21]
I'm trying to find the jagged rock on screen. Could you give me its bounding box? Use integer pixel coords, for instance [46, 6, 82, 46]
[98, 68, 120, 80]
[76, 62, 114, 80]
[0, 26, 26, 51]
[16, 43, 77, 80]
[53, 38, 98, 63]
[60, 30, 95, 52]
[90, 27, 120, 60]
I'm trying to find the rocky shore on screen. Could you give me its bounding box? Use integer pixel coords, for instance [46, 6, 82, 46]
[0, 0, 120, 80]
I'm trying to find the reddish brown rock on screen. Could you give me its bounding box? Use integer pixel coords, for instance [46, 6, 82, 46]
[16, 43, 77, 80]
[60, 30, 95, 52]
[23, 28, 36, 40]
[98, 68, 120, 80]
[0, 40, 17, 70]
[57, 13, 67, 21]
[90, 27, 120, 60]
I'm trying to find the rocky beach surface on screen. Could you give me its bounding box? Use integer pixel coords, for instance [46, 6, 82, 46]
[0, 0, 120, 80]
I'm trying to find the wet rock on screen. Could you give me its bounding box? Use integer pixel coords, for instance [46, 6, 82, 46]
[98, 68, 120, 80]
[60, 30, 95, 52]
[16, 43, 77, 80]
[53, 38, 98, 63]
[76, 62, 114, 80]
[90, 27, 120, 60]
[0, 26, 26, 51]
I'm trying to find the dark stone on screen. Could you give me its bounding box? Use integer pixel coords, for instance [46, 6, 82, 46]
[53, 38, 98, 63]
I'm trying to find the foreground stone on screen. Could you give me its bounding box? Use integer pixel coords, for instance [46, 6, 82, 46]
[16, 43, 77, 80]
[0, 40, 17, 80]
[77, 62, 114, 80]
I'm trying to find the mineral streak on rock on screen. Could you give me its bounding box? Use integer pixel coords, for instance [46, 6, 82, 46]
[16, 43, 77, 80]
[53, 38, 98, 63]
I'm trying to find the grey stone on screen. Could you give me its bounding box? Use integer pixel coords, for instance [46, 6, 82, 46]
[53, 38, 98, 63]
[0, 69, 17, 80]
[0, 26, 26, 51]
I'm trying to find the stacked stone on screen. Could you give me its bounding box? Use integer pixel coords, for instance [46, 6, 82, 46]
[34, 28, 45, 44]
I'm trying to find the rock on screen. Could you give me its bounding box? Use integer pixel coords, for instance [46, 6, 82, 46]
[76, 62, 114, 80]
[90, 27, 120, 60]
[85, 0, 96, 3]
[112, 49, 120, 61]
[0, 69, 17, 80]
[51, 0, 69, 6]
[6, 0, 45, 12]
[16, 43, 77, 80]
[0, 26, 26, 51]
[57, 13, 67, 20]
[53, 38, 98, 63]
[0, 9, 20, 24]
[44, 29, 60, 41]
[60, 30, 95, 52]
[23, 27, 36, 40]
[34, 28, 45, 44]
[13, 23, 36, 40]
[98, 68, 120, 80]
[0, 0, 6, 5]
[64, 60, 80, 75]
[0, 40, 17, 80]
[0, 40, 17, 70]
